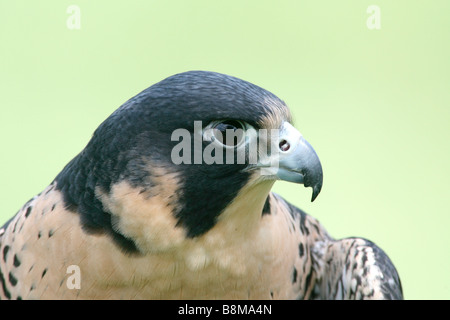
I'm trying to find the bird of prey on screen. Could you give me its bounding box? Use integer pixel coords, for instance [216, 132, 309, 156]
[0, 71, 402, 300]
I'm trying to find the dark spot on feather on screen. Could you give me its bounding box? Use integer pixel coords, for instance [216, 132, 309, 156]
[344, 240, 356, 265]
[270, 291, 274, 298]
[2, 245, 10, 262]
[25, 206, 32, 218]
[41, 268, 48, 278]
[355, 276, 362, 289]
[292, 267, 298, 284]
[51, 204, 56, 211]
[363, 265, 370, 277]
[313, 223, 320, 234]
[298, 243, 304, 257]
[290, 221, 295, 232]
[297, 210, 309, 236]
[0, 269, 11, 299]
[304, 272, 313, 294]
[361, 252, 368, 266]
[48, 229, 54, 238]
[8, 272, 17, 286]
[13, 255, 21, 267]
[38, 231, 42, 239]
[303, 225, 310, 236]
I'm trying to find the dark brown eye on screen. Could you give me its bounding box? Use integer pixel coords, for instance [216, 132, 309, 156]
[212, 120, 245, 147]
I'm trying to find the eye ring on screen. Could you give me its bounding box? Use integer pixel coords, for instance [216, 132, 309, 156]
[207, 120, 247, 148]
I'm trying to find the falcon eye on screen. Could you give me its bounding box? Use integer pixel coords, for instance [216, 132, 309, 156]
[212, 120, 246, 147]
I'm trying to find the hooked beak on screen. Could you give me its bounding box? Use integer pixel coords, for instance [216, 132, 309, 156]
[256, 122, 323, 202]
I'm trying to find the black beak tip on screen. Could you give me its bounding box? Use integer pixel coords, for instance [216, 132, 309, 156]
[307, 168, 323, 202]
[311, 184, 322, 202]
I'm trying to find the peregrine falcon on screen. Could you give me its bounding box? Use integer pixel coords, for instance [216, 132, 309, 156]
[0, 71, 402, 299]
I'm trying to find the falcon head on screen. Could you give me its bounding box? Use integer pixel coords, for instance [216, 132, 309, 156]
[55, 71, 323, 253]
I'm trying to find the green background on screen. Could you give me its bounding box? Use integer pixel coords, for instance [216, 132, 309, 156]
[0, 1, 448, 299]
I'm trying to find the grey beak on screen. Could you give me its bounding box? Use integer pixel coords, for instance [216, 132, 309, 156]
[276, 136, 323, 202]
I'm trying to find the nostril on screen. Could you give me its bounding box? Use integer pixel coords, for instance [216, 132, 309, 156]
[279, 139, 290, 152]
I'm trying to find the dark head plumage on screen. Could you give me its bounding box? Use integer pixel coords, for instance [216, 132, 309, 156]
[54, 71, 294, 252]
